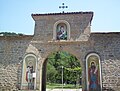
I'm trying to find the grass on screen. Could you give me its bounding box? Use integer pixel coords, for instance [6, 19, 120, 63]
[46, 83, 82, 89]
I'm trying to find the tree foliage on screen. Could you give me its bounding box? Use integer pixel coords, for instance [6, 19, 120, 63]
[47, 51, 82, 85]
[0, 32, 24, 36]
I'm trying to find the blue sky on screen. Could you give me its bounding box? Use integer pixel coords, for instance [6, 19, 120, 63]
[0, 0, 120, 35]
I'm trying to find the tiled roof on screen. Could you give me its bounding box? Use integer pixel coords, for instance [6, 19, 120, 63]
[31, 11, 93, 16]
[91, 32, 120, 37]
[91, 32, 120, 34]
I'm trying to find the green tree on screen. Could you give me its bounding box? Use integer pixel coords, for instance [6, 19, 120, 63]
[47, 62, 57, 83]
[0, 32, 24, 36]
[47, 51, 82, 86]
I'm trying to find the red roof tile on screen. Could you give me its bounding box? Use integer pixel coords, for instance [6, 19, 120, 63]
[31, 11, 93, 16]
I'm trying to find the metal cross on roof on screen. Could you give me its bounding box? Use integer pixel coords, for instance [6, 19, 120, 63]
[59, 3, 68, 13]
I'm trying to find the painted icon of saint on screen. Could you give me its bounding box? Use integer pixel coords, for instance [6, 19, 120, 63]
[88, 61, 98, 91]
[56, 26, 67, 40]
[26, 66, 34, 89]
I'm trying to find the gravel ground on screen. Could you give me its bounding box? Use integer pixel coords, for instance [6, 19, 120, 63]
[46, 88, 82, 91]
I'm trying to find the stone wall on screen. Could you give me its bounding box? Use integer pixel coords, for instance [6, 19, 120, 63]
[0, 36, 33, 90]
[90, 33, 120, 91]
[32, 12, 93, 41]
[0, 33, 120, 91]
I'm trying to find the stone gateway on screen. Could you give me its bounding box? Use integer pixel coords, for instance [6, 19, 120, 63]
[0, 11, 120, 91]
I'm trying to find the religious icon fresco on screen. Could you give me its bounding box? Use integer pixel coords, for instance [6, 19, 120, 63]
[56, 23, 67, 40]
[21, 54, 37, 90]
[87, 55, 101, 91]
[25, 57, 36, 90]
[26, 65, 35, 90]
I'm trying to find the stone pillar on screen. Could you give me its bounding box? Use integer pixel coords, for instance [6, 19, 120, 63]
[39, 58, 45, 91]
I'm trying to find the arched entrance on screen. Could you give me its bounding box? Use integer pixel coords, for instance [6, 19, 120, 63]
[41, 51, 82, 91]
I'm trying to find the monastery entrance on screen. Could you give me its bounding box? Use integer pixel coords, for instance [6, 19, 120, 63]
[41, 51, 82, 91]
[0, 10, 120, 91]
[20, 45, 102, 91]
[20, 12, 102, 91]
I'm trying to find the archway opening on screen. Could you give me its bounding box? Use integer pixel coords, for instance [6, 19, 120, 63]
[42, 51, 82, 91]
